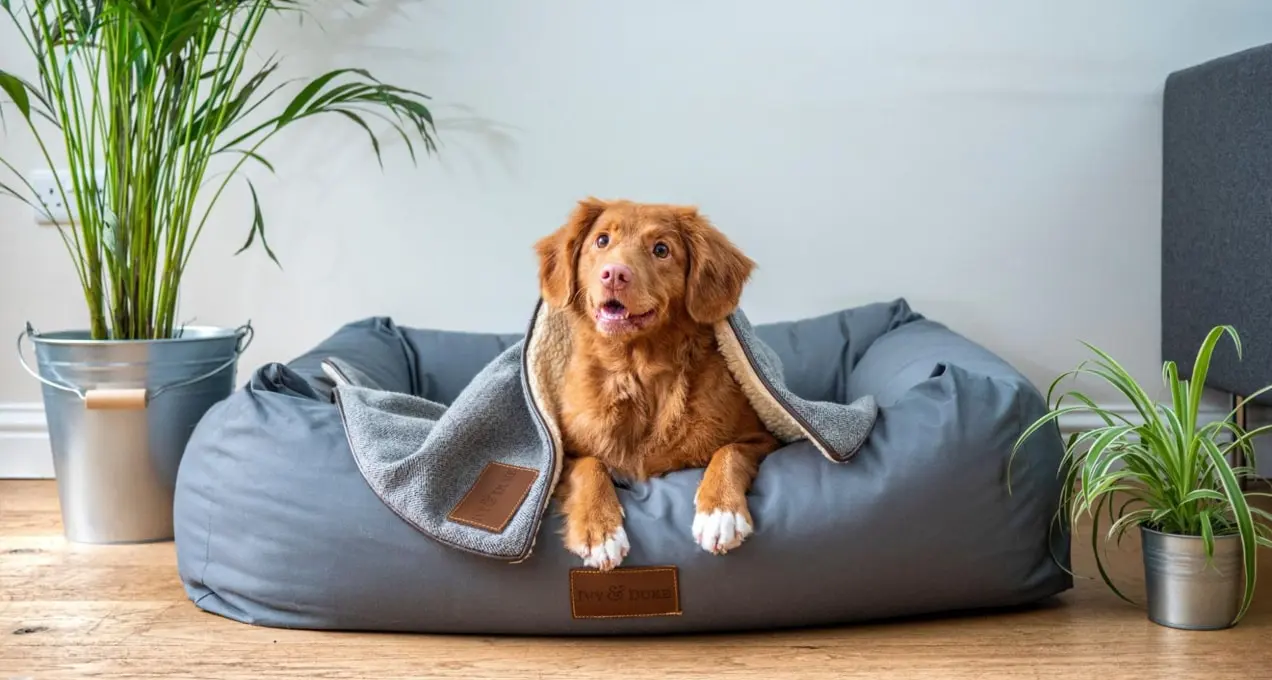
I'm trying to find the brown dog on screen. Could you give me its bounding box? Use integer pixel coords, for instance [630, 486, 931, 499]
[534, 197, 781, 571]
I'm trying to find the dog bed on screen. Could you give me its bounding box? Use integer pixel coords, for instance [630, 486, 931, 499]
[173, 298, 1071, 634]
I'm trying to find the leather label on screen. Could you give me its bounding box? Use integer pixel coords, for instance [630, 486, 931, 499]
[447, 462, 538, 533]
[569, 566, 682, 619]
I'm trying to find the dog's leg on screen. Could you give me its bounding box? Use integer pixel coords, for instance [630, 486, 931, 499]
[692, 433, 778, 555]
[561, 455, 629, 571]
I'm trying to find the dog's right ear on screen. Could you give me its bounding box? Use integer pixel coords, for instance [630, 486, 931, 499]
[534, 197, 608, 309]
[677, 207, 755, 324]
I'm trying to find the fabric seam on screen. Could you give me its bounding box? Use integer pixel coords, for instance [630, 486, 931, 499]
[512, 298, 562, 563]
[198, 395, 246, 593]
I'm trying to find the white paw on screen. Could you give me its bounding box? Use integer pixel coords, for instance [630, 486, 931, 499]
[692, 509, 752, 555]
[569, 526, 630, 571]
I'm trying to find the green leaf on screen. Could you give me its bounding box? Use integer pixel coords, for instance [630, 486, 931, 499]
[1091, 494, 1136, 606]
[1249, 506, 1272, 527]
[1108, 507, 1154, 544]
[1157, 401, 1188, 464]
[330, 109, 382, 169]
[1178, 488, 1227, 506]
[1057, 390, 1129, 427]
[183, 62, 279, 145]
[233, 178, 280, 268]
[1046, 365, 1086, 406]
[1223, 422, 1272, 458]
[1080, 425, 1135, 495]
[1199, 437, 1258, 624]
[1189, 325, 1240, 428]
[1200, 508, 1216, 560]
[271, 71, 437, 161]
[1008, 405, 1094, 495]
[0, 69, 31, 120]
[0, 178, 37, 208]
[216, 148, 276, 174]
[1116, 493, 1148, 519]
[1215, 383, 1272, 431]
[277, 68, 366, 126]
[1014, 405, 1094, 452]
[1079, 343, 1160, 420]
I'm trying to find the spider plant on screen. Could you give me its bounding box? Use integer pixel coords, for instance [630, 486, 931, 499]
[0, 0, 437, 340]
[1012, 324, 1272, 626]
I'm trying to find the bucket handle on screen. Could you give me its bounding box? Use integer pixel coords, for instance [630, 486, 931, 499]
[16, 321, 254, 410]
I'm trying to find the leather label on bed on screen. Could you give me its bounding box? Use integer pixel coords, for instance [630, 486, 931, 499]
[569, 566, 682, 619]
[447, 462, 538, 533]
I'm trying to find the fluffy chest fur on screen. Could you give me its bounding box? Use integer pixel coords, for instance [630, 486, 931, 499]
[557, 324, 762, 481]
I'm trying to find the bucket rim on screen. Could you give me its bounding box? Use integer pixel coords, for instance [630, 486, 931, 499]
[1139, 523, 1242, 542]
[27, 325, 244, 346]
[18, 322, 253, 403]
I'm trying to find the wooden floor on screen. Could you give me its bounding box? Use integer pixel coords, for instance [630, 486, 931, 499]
[2, 480, 1270, 679]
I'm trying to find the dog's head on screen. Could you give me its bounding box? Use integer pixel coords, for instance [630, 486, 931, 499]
[534, 197, 755, 338]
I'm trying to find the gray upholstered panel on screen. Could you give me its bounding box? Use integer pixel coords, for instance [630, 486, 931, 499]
[1162, 42, 1272, 403]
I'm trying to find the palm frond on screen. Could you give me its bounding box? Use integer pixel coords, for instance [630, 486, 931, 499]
[0, 0, 440, 340]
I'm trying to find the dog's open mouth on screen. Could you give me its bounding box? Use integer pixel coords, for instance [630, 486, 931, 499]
[595, 299, 656, 333]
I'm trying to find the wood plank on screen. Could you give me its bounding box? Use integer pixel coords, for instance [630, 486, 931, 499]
[1, 480, 1269, 680]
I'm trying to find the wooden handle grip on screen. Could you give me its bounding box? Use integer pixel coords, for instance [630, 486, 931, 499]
[84, 388, 147, 410]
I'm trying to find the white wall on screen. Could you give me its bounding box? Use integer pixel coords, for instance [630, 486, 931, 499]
[3, 0, 1272, 475]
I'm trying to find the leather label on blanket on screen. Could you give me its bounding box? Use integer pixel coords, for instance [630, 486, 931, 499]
[569, 566, 682, 619]
[447, 462, 538, 533]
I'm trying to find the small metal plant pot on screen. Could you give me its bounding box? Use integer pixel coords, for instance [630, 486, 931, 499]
[1141, 525, 1244, 630]
[18, 322, 252, 544]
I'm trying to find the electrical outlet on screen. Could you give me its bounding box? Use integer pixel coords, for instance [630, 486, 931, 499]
[31, 168, 77, 225]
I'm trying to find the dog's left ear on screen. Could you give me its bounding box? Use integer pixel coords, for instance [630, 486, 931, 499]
[534, 197, 608, 309]
[677, 207, 756, 324]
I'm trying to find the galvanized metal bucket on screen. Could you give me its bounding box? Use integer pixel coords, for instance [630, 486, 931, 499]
[17, 322, 253, 544]
[1141, 525, 1244, 630]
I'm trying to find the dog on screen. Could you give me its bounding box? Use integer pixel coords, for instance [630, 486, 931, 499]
[533, 197, 781, 571]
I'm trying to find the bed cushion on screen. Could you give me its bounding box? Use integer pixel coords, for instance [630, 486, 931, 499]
[172, 298, 1071, 634]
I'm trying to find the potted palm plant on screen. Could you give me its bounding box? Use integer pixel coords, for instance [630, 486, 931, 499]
[1, 0, 437, 544]
[1013, 325, 1272, 630]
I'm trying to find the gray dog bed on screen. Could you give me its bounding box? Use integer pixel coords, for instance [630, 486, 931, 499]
[173, 298, 1071, 634]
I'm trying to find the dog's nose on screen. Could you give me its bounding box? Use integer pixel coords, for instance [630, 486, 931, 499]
[600, 263, 632, 290]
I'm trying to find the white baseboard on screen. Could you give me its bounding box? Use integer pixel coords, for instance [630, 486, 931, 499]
[1055, 402, 1231, 435]
[0, 400, 1245, 479]
[0, 402, 54, 478]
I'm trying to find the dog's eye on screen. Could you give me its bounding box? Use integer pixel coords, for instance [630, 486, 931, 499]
[652, 242, 670, 259]
[596, 234, 610, 248]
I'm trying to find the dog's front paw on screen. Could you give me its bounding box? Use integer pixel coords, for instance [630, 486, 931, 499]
[565, 518, 630, 571]
[692, 497, 753, 555]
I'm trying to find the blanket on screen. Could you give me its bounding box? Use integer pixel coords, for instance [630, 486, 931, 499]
[330, 300, 878, 562]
